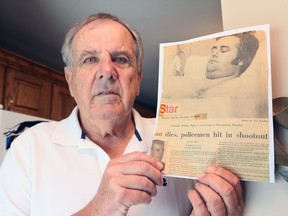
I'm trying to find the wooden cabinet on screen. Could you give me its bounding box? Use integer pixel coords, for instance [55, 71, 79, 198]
[51, 84, 75, 121]
[0, 48, 76, 120]
[4, 68, 52, 118]
[0, 65, 5, 105]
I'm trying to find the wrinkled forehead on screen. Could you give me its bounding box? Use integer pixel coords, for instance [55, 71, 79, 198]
[71, 19, 135, 54]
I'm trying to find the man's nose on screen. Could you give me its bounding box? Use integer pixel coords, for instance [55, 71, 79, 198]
[211, 50, 218, 58]
[97, 57, 117, 80]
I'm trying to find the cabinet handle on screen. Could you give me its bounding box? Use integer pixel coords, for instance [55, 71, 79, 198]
[7, 93, 14, 110]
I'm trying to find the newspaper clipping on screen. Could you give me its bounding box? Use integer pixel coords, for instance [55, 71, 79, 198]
[152, 25, 274, 182]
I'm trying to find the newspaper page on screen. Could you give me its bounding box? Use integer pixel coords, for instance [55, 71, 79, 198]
[152, 25, 274, 183]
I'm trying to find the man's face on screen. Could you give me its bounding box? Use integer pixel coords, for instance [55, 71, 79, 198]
[151, 143, 164, 161]
[65, 20, 142, 121]
[205, 36, 243, 79]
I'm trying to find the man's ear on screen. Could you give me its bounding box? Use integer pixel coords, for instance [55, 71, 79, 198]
[64, 67, 74, 97]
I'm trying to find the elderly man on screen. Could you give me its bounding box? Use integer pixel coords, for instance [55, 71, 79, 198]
[0, 13, 244, 215]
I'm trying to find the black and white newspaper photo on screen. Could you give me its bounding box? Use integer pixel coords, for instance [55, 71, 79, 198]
[152, 25, 274, 182]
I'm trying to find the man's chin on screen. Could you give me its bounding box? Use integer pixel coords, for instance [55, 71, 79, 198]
[95, 94, 121, 104]
[205, 71, 216, 79]
[94, 105, 128, 120]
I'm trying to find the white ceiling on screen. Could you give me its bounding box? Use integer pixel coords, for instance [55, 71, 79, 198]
[0, 0, 223, 110]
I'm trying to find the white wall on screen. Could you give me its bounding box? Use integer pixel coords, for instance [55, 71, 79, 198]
[221, 0, 288, 98]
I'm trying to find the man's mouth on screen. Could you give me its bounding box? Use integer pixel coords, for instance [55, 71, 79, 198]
[97, 91, 119, 96]
[208, 60, 218, 64]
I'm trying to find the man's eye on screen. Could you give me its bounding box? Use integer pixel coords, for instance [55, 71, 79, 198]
[84, 57, 97, 64]
[220, 47, 231, 53]
[113, 57, 128, 64]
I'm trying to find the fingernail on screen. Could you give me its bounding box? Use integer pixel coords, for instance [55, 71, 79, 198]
[196, 173, 206, 179]
[157, 161, 164, 170]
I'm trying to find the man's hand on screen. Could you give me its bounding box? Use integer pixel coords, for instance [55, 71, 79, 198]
[73, 152, 163, 216]
[188, 166, 244, 216]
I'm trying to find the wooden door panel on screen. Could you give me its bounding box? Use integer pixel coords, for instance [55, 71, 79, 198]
[14, 80, 42, 110]
[4, 68, 52, 118]
[0, 65, 5, 105]
[51, 84, 76, 121]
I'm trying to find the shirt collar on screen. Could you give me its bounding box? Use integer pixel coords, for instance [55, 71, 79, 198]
[52, 107, 145, 148]
[80, 127, 142, 142]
